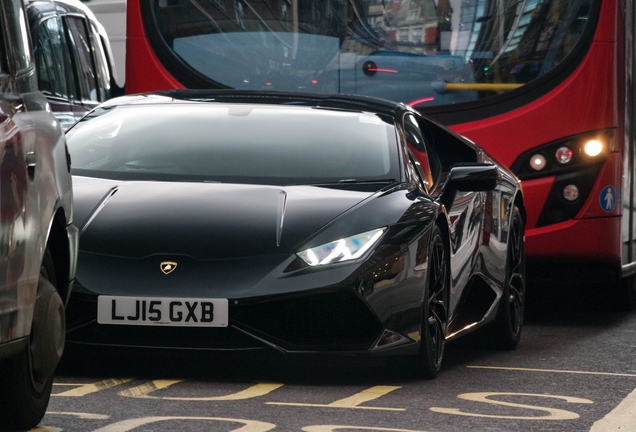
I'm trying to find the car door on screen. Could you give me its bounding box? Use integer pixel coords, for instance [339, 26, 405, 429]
[0, 0, 37, 342]
[407, 113, 486, 312]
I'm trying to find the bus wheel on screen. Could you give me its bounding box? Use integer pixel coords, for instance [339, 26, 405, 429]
[0, 250, 64, 430]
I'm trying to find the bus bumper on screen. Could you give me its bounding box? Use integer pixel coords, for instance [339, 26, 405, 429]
[525, 216, 622, 284]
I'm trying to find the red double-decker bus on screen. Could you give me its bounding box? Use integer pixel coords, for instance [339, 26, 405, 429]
[125, 0, 636, 307]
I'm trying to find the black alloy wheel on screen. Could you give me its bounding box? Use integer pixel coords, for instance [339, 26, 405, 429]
[412, 224, 449, 379]
[491, 204, 526, 349]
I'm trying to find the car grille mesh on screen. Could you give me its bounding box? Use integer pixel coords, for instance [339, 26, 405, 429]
[232, 290, 381, 351]
[67, 321, 263, 350]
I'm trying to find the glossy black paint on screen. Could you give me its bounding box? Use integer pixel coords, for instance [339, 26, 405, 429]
[74, 180, 380, 259]
[65, 90, 524, 361]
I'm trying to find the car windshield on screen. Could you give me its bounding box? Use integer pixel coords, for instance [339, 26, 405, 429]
[66, 102, 399, 185]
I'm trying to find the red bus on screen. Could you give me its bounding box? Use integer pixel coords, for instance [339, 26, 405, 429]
[125, 0, 635, 307]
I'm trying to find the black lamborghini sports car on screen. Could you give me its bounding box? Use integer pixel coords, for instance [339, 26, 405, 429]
[65, 90, 525, 378]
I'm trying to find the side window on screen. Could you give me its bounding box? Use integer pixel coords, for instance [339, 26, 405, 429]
[64, 16, 98, 102]
[34, 17, 69, 98]
[404, 114, 437, 191]
[0, 8, 6, 73]
[417, 117, 478, 173]
[4, 0, 33, 72]
[90, 23, 111, 101]
[407, 152, 429, 193]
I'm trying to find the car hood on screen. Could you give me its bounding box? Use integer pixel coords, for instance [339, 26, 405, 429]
[73, 177, 376, 259]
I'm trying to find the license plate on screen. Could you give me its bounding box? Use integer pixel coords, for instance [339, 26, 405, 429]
[97, 296, 228, 327]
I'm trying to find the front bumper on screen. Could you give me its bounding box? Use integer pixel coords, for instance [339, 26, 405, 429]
[66, 287, 419, 355]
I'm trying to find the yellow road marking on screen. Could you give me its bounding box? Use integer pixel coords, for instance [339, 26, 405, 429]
[431, 392, 593, 420]
[90, 416, 275, 432]
[268, 386, 404, 411]
[267, 403, 404, 411]
[118, 379, 182, 398]
[590, 386, 636, 431]
[52, 378, 133, 397]
[119, 380, 283, 400]
[45, 411, 110, 419]
[303, 427, 427, 432]
[468, 366, 636, 377]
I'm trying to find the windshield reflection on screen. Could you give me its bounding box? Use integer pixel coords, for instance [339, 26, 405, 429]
[151, 0, 593, 107]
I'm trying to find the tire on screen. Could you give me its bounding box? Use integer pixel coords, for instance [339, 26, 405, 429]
[490, 205, 525, 350]
[0, 249, 64, 430]
[409, 225, 449, 379]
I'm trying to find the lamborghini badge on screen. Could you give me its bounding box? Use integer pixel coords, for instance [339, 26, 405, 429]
[160, 261, 177, 274]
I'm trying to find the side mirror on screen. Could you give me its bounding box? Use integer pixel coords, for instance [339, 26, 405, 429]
[446, 164, 498, 192]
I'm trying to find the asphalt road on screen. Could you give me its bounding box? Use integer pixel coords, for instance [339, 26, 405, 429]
[32, 285, 636, 432]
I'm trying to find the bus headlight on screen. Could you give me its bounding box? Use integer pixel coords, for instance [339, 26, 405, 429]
[563, 184, 580, 201]
[529, 154, 547, 171]
[511, 130, 612, 180]
[511, 129, 614, 227]
[555, 146, 573, 164]
[584, 140, 603, 157]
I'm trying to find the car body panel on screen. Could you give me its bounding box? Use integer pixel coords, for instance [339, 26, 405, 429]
[0, 0, 76, 357]
[0, 0, 78, 428]
[74, 179, 378, 258]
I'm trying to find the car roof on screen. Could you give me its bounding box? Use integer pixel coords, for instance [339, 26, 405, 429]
[24, 0, 109, 35]
[99, 90, 409, 117]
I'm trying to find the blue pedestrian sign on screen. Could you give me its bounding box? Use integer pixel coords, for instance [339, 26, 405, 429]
[600, 185, 616, 212]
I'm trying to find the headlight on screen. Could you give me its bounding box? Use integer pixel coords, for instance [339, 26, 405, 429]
[529, 153, 547, 171]
[584, 140, 603, 157]
[562, 184, 580, 201]
[555, 146, 573, 164]
[511, 130, 612, 180]
[297, 228, 386, 266]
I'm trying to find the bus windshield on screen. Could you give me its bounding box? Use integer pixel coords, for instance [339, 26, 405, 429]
[145, 0, 594, 108]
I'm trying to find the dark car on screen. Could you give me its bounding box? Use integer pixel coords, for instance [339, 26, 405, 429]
[0, 0, 78, 429]
[64, 90, 525, 378]
[25, 0, 122, 131]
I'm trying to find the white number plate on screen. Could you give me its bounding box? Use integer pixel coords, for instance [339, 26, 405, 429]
[97, 296, 229, 327]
